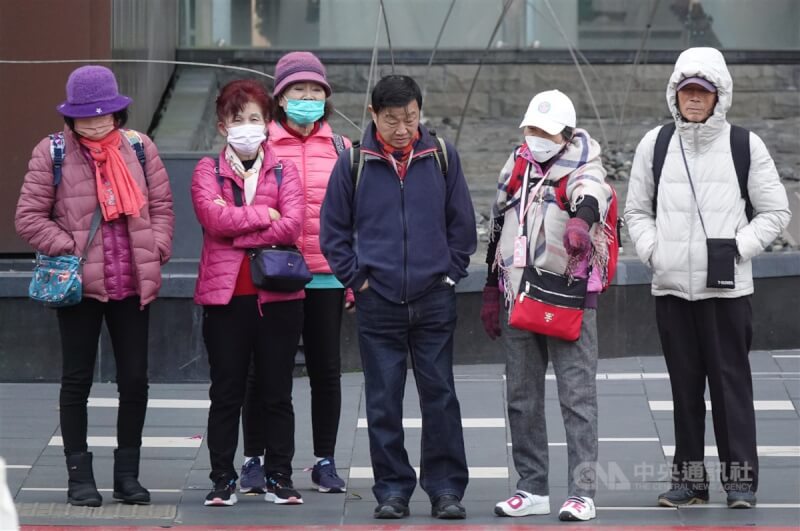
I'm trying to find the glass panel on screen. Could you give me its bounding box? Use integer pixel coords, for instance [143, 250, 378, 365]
[178, 0, 800, 51]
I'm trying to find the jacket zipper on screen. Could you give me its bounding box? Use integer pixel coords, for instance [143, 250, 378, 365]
[362, 148, 438, 304]
[301, 142, 308, 250]
[687, 128, 699, 300]
[396, 151, 436, 303]
[400, 178, 408, 303]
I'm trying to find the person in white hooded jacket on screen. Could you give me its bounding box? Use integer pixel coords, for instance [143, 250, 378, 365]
[625, 47, 790, 509]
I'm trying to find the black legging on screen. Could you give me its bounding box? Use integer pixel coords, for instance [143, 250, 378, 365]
[56, 296, 150, 453]
[242, 288, 344, 458]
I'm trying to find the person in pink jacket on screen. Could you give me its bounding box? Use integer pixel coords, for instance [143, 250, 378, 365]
[238, 51, 352, 497]
[14, 65, 174, 508]
[192, 79, 305, 507]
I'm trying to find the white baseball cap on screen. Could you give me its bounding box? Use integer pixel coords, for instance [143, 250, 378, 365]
[519, 89, 576, 135]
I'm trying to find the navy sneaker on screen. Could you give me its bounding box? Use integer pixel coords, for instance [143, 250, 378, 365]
[311, 457, 346, 493]
[239, 457, 266, 494]
[204, 477, 237, 507]
[265, 473, 303, 505]
[727, 490, 757, 508]
[657, 486, 709, 507]
[432, 494, 466, 519]
[374, 496, 409, 519]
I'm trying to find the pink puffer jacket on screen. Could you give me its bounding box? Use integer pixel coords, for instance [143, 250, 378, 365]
[267, 121, 350, 273]
[191, 143, 304, 306]
[15, 127, 175, 306]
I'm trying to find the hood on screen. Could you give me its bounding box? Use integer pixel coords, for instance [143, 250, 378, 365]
[666, 47, 732, 142]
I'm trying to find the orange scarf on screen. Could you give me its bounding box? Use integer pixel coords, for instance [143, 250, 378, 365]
[79, 131, 146, 221]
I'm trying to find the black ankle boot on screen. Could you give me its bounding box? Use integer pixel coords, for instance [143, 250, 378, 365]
[113, 448, 150, 504]
[66, 451, 102, 507]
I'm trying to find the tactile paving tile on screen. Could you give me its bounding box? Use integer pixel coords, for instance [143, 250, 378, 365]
[15, 502, 176, 519]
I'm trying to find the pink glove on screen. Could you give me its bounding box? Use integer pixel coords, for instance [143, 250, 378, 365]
[480, 285, 502, 340]
[344, 288, 355, 311]
[563, 217, 591, 258]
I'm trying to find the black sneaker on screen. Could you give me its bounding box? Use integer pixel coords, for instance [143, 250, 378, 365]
[265, 473, 303, 505]
[657, 486, 709, 507]
[727, 490, 757, 509]
[374, 496, 410, 519]
[204, 477, 237, 507]
[432, 494, 466, 519]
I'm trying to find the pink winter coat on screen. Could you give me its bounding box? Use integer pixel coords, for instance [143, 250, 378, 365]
[191, 143, 304, 306]
[267, 121, 350, 273]
[15, 127, 175, 306]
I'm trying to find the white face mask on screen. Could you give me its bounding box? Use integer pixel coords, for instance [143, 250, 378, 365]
[226, 123, 266, 157]
[525, 135, 564, 163]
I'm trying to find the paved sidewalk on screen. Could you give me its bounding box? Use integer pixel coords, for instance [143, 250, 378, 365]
[2, 350, 799, 529]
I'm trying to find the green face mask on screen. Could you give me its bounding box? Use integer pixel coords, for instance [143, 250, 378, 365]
[285, 99, 325, 125]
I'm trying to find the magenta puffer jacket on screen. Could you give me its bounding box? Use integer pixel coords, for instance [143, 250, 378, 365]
[267, 121, 350, 273]
[102, 218, 137, 300]
[15, 127, 175, 306]
[191, 143, 304, 306]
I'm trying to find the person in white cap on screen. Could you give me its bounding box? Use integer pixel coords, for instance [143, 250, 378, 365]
[626, 47, 790, 509]
[481, 89, 611, 521]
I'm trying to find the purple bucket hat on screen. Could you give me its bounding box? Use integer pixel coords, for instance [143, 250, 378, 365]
[273, 51, 331, 98]
[56, 65, 132, 118]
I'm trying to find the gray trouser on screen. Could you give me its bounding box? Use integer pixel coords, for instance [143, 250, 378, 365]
[502, 308, 599, 497]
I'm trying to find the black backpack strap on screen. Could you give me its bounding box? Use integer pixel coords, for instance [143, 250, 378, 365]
[49, 132, 66, 187]
[729, 125, 752, 221]
[122, 129, 148, 187]
[652, 122, 676, 215]
[350, 141, 363, 196]
[274, 163, 283, 187]
[428, 129, 449, 177]
[331, 133, 346, 155]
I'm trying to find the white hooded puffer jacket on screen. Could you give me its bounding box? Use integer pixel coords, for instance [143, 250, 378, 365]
[625, 47, 791, 300]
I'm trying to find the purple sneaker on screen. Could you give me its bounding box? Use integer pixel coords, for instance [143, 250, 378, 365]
[239, 457, 265, 494]
[311, 457, 346, 493]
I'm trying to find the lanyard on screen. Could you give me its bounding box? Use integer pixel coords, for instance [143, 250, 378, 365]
[518, 162, 548, 237]
[678, 135, 708, 238]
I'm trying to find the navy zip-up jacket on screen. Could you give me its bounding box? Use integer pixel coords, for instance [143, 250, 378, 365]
[320, 123, 477, 304]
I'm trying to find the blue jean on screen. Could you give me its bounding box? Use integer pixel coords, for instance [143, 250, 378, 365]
[355, 283, 469, 503]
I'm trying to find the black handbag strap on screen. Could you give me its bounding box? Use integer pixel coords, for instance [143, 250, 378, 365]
[678, 136, 708, 239]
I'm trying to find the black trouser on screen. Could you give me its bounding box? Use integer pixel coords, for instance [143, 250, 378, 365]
[243, 288, 344, 458]
[56, 296, 149, 453]
[204, 296, 303, 482]
[655, 295, 758, 492]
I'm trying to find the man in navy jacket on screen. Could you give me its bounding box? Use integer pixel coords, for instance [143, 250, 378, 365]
[321, 75, 476, 520]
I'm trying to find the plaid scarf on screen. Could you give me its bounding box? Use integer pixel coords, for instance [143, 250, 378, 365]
[376, 130, 419, 179]
[489, 129, 610, 307]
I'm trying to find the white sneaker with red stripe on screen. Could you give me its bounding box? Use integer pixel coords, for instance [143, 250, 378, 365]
[558, 495, 596, 521]
[494, 490, 550, 517]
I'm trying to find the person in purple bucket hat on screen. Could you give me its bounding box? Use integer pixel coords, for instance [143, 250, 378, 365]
[15, 65, 175, 507]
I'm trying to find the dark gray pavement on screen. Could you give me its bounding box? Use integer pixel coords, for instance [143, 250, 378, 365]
[2, 350, 799, 529]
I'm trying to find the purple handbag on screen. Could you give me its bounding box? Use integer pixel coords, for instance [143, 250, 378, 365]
[216, 161, 312, 292]
[248, 245, 312, 292]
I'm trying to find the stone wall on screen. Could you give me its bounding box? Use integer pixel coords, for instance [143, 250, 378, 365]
[152, 61, 800, 258]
